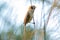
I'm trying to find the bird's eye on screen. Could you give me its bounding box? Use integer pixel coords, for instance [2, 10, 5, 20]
[31, 6, 33, 9]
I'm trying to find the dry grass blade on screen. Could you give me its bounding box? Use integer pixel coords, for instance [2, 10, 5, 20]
[47, 0, 57, 24]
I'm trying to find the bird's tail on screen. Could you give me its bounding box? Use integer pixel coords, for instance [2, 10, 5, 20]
[23, 24, 26, 40]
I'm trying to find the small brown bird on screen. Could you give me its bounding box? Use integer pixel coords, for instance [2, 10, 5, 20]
[24, 5, 36, 26]
[23, 5, 36, 40]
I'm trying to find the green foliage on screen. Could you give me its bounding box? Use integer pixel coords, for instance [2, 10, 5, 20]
[0, 24, 35, 40]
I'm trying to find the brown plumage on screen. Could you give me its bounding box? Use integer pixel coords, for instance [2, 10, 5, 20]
[24, 5, 36, 26]
[23, 5, 36, 40]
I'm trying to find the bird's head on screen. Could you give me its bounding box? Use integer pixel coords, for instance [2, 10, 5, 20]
[31, 5, 36, 10]
[29, 5, 36, 10]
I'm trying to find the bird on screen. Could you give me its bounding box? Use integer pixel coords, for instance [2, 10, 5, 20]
[24, 5, 36, 26]
[23, 5, 36, 40]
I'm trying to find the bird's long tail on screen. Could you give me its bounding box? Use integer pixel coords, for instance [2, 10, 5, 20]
[23, 24, 26, 40]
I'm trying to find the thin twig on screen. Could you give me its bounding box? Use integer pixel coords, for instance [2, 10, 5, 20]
[33, 15, 36, 40]
[30, 0, 36, 40]
[30, 0, 32, 6]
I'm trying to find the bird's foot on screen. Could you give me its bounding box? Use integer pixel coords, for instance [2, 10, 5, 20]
[33, 22, 35, 24]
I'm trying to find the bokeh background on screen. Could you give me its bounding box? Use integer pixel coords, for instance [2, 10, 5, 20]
[0, 0, 60, 40]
